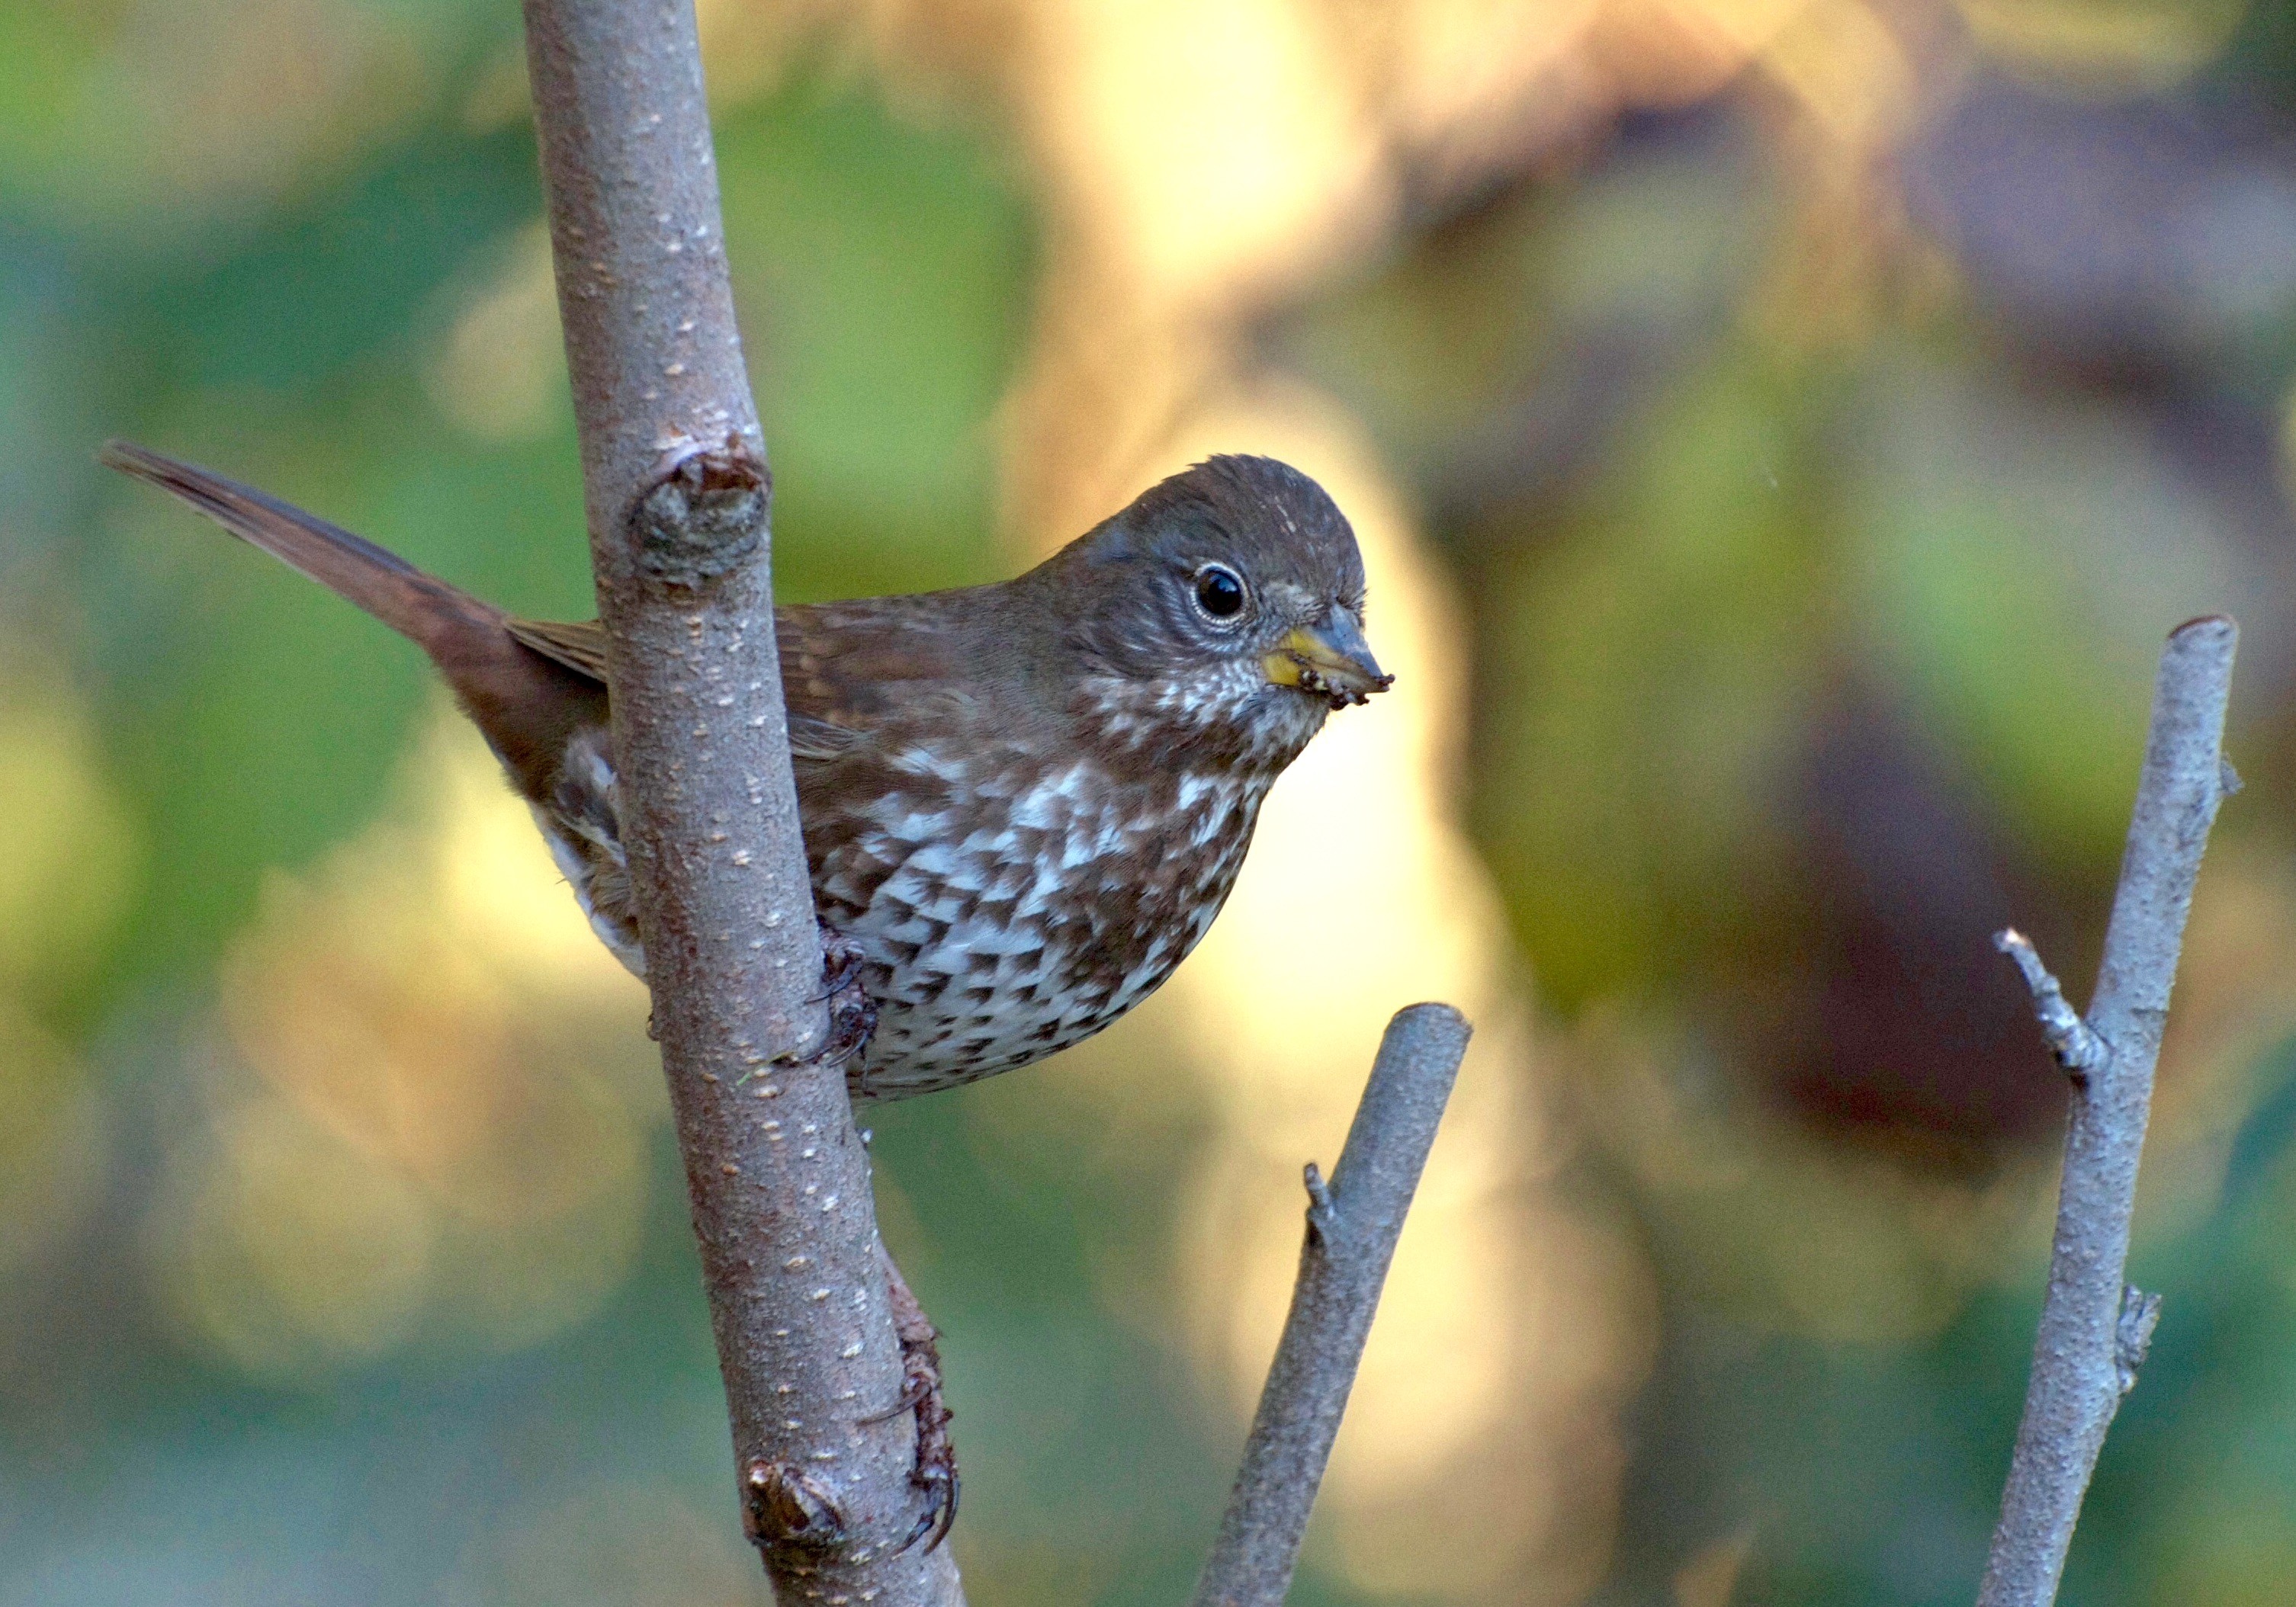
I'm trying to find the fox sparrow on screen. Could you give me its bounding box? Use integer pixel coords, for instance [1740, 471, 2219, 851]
[105, 442, 1390, 1100]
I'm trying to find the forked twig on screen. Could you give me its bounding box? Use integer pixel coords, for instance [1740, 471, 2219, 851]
[1976, 616, 2239, 1607]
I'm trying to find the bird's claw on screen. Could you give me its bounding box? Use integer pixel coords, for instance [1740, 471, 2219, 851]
[858, 1375, 930, 1424]
[878, 1259, 959, 1554]
[897, 1448, 958, 1555]
[801, 921, 877, 1079]
[891, 1359, 957, 1554]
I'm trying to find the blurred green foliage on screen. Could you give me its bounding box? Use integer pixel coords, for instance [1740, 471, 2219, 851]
[7, 2, 2296, 1605]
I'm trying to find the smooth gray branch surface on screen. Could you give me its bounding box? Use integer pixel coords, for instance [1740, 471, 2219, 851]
[522, 2, 959, 1599]
[1976, 615, 2238, 1607]
[1191, 1003, 1473, 1607]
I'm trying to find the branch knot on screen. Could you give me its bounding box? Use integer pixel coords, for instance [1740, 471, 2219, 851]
[1302, 1162, 1337, 1247]
[628, 435, 769, 587]
[742, 1458, 848, 1551]
[2115, 1285, 2163, 1398]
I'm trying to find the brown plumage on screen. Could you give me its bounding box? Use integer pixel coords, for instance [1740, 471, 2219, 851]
[104, 440, 1390, 1100]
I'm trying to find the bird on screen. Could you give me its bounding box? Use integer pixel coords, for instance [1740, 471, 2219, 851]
[104, 442, 1392, 1102]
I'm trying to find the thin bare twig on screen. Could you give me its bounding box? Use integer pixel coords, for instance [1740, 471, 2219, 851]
[1976, 615, 2239, 1607]
[1992, 932, 2105, 1075]
[521, 2, 959, 1599]
[1192, 1003, 1474, 1607]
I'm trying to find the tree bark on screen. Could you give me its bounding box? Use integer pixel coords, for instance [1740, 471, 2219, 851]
[522, 2, 961, 1599]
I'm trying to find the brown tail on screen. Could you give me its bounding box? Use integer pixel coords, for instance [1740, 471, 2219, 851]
[101, 440, 608, 798]
[101, 440, 514, 655]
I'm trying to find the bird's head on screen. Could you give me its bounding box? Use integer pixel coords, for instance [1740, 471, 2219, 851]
[1043, 455, 1390, 768]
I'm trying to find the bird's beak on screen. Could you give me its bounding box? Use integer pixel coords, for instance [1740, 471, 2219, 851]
[1263, 610, 1392, 708]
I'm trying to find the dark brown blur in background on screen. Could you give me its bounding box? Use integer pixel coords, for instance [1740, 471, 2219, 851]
[5, 1, 2296, 1602]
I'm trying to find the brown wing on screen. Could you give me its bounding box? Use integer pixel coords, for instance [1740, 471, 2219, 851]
[773, 595, 989, 759]
[506, 598, 989, 763]
[506, 617, 610, 682]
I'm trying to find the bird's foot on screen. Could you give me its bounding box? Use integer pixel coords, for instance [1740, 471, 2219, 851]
[862, 1249, 958, 1553]
[803, 920, 878, 1079]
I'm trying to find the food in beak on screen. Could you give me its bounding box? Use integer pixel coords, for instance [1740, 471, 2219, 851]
[1263, 613, 1392, 708]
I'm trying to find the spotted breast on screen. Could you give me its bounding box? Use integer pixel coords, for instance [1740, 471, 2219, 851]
[531, 630, 1303, 1099]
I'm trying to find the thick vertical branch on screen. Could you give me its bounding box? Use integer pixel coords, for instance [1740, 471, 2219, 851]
[520, 2, 960, 1599]
[1192, 1003, 1473, 1607]
[1976, 615, 2239, 1607]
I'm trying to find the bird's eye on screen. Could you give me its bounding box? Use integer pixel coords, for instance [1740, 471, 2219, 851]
[1193, 564, 1248, 621]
